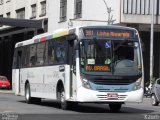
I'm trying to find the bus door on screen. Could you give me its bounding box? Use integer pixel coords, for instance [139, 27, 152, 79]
[68, 40, 76, 99]
[15, 48, 22, 95]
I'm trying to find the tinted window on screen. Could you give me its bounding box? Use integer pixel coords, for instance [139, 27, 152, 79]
[48, 40, 55, 64]
[54, 39, 66, 64]
[36, 42, 45, 65]
[44, 42, 48, 64]
[48, 38, 67, 65]
[29, 44, 37, 66]
[22, 46, 30, 67]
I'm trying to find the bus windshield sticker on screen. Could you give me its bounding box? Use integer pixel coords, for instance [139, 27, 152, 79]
[87, 59, 95, 65]
[105, 59, 111, 64]
[59, 66, 65, 72]
[105, 42, 111, 48]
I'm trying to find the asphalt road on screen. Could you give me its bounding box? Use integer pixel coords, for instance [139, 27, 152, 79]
[0, 91, 159, 120]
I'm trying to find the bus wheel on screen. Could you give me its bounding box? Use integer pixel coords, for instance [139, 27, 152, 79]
[151, 94, 159, 106]
[25, 83, 41, 104]
[59, 87, 70, 110]
[25, 83, 32, 104]
[109, 104, 122, 112]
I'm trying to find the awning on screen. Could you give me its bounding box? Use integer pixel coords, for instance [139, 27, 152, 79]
[0, 17, 43, 28]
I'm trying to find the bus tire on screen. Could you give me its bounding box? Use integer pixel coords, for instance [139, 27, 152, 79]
[25, 83, 32, 104]
[109, 103, 122, 112]
[25, 83, 41, 104]
[58, 87, 70, 110]
[151, 94, 159, 106]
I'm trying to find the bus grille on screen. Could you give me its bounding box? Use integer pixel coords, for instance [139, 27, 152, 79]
[96, 94, 127, 101]
[92, 79, 134, 85]
[96, 89, 129, 92]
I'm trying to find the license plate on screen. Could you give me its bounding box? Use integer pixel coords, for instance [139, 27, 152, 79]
[107, 93, 118, 99]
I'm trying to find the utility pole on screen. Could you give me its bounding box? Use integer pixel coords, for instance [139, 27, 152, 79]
[150, 0, 154, 85]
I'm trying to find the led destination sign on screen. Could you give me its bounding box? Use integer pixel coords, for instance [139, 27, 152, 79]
[86, 65, 110, 72]
[83, 28, 134, 38]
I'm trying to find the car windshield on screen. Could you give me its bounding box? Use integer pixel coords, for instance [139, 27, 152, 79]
[0, 76, 7, 81]
[80, 39, 142, 77]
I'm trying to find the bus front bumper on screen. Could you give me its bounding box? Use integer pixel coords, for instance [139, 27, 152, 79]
[76, 87, 143, 103]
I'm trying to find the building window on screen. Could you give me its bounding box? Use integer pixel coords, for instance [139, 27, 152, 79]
[74, 0, 82, 18]
[6, 12, 10, 18]
[0, 0, 3, 5]
[16, 8, 25, 19]
[60, 0, 67, 22]
[31, 4, 36, 19]
[123, 0, 128, 14]
[39, 1, 46, 17]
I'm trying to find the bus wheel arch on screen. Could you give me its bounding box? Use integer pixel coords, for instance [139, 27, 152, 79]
[56, 80, 64, 100]
[25, 80, 29, 89]
[56, 80, 71, 110]
[24, 80, 41, 104]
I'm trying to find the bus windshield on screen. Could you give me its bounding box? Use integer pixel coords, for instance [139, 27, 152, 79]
[80, 38, 142, 77]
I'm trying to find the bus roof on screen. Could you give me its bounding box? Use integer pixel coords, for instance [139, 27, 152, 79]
[15, 28, 71, 48]
[15, 25, 138, 48]
[79, 25, 137, 31]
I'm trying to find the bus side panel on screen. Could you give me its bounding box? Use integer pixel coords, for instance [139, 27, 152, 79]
[42, 65, 58, 99]
[19, 68, 29, 96]
[20, 65, 67, 100]
[65, 65, 70, 100]
[12, 69, 20, 95]
[42, 65, 67, 100]
[12, 69, 16, 94]
[23, 67, 44, 98]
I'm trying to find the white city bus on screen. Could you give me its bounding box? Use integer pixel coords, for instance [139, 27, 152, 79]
[12, 25, 144, 111]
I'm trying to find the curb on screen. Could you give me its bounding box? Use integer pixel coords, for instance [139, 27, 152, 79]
[0, 90, 14, 94]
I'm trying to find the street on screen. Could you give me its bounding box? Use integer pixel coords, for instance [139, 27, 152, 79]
[0, 91, 159, 120]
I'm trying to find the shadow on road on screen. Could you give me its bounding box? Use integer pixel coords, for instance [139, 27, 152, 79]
[18, 100, 155, 114]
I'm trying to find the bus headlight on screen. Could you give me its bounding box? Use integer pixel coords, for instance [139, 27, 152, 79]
[133, 78, 142, 90]
[81, 78, 91, 89]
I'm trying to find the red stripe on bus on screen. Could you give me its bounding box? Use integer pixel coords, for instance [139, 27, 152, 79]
[40, 37, 47, 41]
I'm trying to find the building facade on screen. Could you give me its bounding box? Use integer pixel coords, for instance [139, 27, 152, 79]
[0, 0, 160, 84]
[0, 0, 47, 83]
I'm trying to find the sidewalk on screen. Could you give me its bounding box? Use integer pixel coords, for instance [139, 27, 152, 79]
[0, 90, 14, 94]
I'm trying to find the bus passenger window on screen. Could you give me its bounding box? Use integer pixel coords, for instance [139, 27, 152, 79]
[22, 46, 28, 67]
[54, 40, 66, 64]
[36, 42, 45, 65]
[30, 56, 36, 65]
[44, 42, 48, 64]
[29, 44, 37, 66]
[48, 40, 55, 64]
